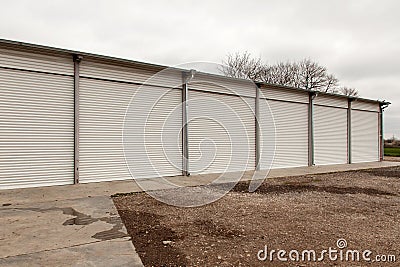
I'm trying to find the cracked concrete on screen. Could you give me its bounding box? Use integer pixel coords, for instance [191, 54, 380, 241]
[0, 196, 143, 266]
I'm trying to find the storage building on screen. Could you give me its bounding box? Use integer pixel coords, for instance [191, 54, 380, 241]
[0, 40, 388, 189]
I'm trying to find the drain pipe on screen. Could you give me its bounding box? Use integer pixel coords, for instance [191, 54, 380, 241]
[379, 101, 390, 161]
[347, 98, 355, 164]
[73, 54, 82, 184]
[255, 84, 260, 171]
[182, 69, 196, 176]
[308, 91, 317, 166]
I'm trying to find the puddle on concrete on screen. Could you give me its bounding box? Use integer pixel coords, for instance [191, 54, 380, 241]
[12, 206, 128, 241]
[61, 208, 98, 226]
[92, 217, 128, 241]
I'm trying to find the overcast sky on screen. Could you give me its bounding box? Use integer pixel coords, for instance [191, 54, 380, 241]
[1, 0, 398, 138]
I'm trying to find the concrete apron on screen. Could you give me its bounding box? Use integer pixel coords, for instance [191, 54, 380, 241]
[0, 196, 143, 267]
[0, 160, 399, 266]
[1, 161, 399, 206]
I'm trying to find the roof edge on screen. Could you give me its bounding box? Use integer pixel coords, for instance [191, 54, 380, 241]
[0, 38, 390, 106]
[0, 38, 185, 73]
[257, 82, 389, 105]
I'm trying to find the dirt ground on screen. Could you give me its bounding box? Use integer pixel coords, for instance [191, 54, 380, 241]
[113, 166, 400, 267]
[385, 156, 400, 162]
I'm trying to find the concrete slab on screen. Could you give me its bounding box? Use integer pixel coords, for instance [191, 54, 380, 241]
[0, 239, 142, 267]
[0, 196, 143, 266]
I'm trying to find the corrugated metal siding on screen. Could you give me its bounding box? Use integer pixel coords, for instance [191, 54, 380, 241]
[79, 78, 182, 183]
[188, 73, 256, 98]
[314, 94, 348, 108]
[314, 106, 348, 165]
[260, 86, 309, 103]
[260, 99, 309, 169]
[0, 48, 73, 75]
[351, 110, 379, 163]
[352, 100, 379, 112]
[0, 68, 74, 189]
[124, 85, 182, 179]
[188, 90, 255, 174]
[80, 59, 182, 88]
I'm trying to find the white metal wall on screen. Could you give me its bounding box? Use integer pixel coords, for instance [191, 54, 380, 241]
[79, 59, 183, 183]
[351, 109, 379, 163]
[259, 87, 309, 169]
[314, 105, 348, 165]
[79, 78, 134, 182]
[313, 95, 348, 165]
[0, 47, 74, 75]
[80, 58, 181, 88]
[123, 85, 182, 179]
[261, 100, 309, 169]
[352, 100, 379, 112]
[188, 90, 255, 174]
[0, 68, 74, 189]
[188, 73, 255, 98]
[0, 42, 386, 189]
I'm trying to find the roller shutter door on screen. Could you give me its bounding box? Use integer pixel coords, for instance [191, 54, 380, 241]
[188, 90, 255, 175]
[351, 110, 379, 163]
[79, 78, 182, 183]
[314, 106, 348, 165]
[0, 68, 74, 189]
[260, 100, 309, 169]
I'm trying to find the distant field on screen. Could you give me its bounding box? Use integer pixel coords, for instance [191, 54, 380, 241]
[384, 147, 400, 157]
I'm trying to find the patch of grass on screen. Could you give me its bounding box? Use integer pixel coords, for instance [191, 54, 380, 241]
[384, 147, 400, 157]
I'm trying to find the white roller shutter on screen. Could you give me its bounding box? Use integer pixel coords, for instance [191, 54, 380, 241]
[314, 105, 348, 165]
[123, 85, 182, 179]
[260, 100, 309, 169]
[351, 110, 379, 163]
[79, 78, 182, 183]
[188, 90, 255, 175]
[0, 68, 74, 189]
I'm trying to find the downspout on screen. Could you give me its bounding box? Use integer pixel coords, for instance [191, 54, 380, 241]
[347, 98, 354, 164]
[73, 54, 83, 184]
[181, 69, 196, 176]
[379, 102, 390, 161]
[308, 91, 316, 166]
[255, 84, 260, 171]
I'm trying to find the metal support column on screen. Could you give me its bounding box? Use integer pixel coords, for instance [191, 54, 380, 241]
[379, 104, 384, 161]
[255, 85, 261, 171]
[73, 54, 82, 184]
[308, 92, 316, 166]
[379, 102, 390, 161]
[181, 70, 195, 176]
[347, 98, 354, 164]
[347, 98, 353, 164]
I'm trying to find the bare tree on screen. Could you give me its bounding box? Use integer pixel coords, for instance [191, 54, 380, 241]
[338, 86, 359, 97]
[262, 62, 298, 87]
[221, 52, 358, 96]
[324, 74, 339, 93]
[297, 59, 328, 90]
[220, 52, 264, 81]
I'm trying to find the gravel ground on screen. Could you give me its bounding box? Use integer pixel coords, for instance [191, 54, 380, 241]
[113, 166, 400, 267]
